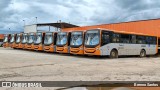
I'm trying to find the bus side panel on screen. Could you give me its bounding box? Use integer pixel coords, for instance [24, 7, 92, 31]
[100, 43, 157, 56]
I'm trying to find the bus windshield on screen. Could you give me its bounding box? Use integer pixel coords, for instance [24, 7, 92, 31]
[44, 33, 53, 45]
[56, 32, 67, 46]
[3, 35, 8, 43]
[28, 33, 34, 44]
[85, 30, 100, 46]
[22, 34, 28, 44]
[10, 35, 15, 43]
[34, 33, 42, 44]
[70, 32, 83, 46]
[16, 34, 21, 43]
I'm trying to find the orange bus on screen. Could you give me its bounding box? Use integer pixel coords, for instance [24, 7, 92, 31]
[84, 28, 158, 58]
[3, 34, 11, 48]
[34, 32, 45, 51]
[26, 32, 35, 50]
[56, 32, 71, 53]
[43, 32, 58, 52]
[70, 31, 85, 55]
[21, 33, 28, 49]
[9, 34, 17, 48]
[15, 33, 22, 49]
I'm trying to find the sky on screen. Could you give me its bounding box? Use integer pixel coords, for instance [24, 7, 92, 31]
[0, 0, 160, 34]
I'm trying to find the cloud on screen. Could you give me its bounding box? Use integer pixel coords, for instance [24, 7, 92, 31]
[0, 0, 160, 33]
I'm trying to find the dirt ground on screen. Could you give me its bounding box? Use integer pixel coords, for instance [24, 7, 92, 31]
[0, 47, 160, 90]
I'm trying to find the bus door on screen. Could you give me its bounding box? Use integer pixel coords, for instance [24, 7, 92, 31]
[130, 35, 137, 55]
[118, 34, 130, 55]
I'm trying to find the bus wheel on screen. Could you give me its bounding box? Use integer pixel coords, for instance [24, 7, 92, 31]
[110, 50, 118, 58]
[140, 49, 146, 58]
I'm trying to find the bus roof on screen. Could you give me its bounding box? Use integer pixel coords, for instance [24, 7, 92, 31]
[62, 19, 160, 38]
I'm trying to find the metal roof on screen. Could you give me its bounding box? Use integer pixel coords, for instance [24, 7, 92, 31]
[36, 22, 79, 28]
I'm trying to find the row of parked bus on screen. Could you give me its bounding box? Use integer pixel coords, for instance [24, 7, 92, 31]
[3, 28, 159, 58]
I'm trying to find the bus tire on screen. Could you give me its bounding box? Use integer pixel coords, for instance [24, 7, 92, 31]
[140, 49, 146, 58]
[110, 49, 118, 58]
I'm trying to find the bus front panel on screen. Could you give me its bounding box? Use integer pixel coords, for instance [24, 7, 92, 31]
[3, 34, 10, 48]
[84, 30, 101, 56]
[9, 34, 16, 48]
[27, 33, 35, 50]
[15, 34, 22, 49]
[34, 32, 44, 51]
[43, 32, 57, 52]
[21, 33, 28, 49]
[70, 31, 84, 55]
[56, 32, 70, 53]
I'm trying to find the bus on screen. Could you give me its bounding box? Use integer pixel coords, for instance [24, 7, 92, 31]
[84, 28, 158, 58]
[56, 32, 71, 53]
[43, 32, 57, 52]
[0, 35, 4, 47]
[21, 33, 28, 49]
[9, 34, 17, 48]
[3, 34, 11, 48]
[70, 31, 85, 55]
[34, 32, 45, 51]
[15, 33, 22, 49]
[26, 32, 35, 50]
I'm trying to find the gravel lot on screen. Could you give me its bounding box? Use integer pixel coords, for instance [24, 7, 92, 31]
[0, 47, 160, 89]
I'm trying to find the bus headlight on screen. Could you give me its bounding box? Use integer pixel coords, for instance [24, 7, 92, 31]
[96, 48, 99, 50]
[80, 48, 83, 50]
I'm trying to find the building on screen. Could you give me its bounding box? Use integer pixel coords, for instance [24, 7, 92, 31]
[63, 18, 160, 38]
[0, 34, 4, 39]
[24, 22, 79, 33]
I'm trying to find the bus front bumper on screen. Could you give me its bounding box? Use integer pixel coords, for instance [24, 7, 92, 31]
[43, 45, 54, 52]
[34, 45, 43, 51]
[3, 43, 9, 48]
[26, 44, 34, 50]
[70, 47, 84, 55]
[56, 46, 69, 53]
[84, 48, 101, 56]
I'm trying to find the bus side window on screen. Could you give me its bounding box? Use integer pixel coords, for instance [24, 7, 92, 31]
[152, 37, 157, 45]
[146, 36, 152, 44]
[137, 36, 146, 44]
[120, 34, 130, 43]
[112, 33, 120, 43]
[0, 39, 3, 42]
[131, 35, 136, 44]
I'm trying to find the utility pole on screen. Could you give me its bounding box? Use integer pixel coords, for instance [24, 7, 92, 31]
[9, 28, 11, 34]
[35, 17, 38, 24]
[23, 20, 25, 27]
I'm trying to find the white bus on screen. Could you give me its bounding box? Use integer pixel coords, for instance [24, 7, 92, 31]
[84, 29, 158, 58]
